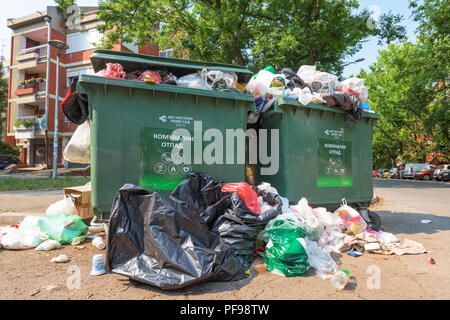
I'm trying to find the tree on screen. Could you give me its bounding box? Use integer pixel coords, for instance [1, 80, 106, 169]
[362, 41, 449, 167]
[409, 0, 450, 163]
[54, 0, 78, 19]
[0, 62, 20, 158]
[361, 0, 449, 167]
[95, 0, 406, 73]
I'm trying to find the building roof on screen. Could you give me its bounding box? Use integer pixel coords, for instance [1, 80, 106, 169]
[6, 6, 98, 30]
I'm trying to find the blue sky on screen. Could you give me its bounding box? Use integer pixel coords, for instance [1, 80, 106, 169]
[1, 0, 419, 77]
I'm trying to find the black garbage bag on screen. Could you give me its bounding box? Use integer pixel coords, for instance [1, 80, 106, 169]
[211, 186, 282, 268]
[105, 184, 248, 290]
[62, 77, 89, 125]
[171, 173, 282, 267]
[321, 91, 363, 121]
[170, 172, 230, 229]
[281, 68, 307, 89]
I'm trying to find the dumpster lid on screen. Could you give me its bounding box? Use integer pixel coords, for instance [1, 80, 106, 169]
[90, 50, 254, 84]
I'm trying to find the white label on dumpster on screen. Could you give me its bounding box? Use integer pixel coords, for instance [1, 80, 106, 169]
[324, 128, 344, 139]
[158, 115, 194, 127]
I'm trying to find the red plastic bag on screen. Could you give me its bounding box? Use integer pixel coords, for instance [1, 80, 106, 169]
[138, 70, 162, 83]
[221, 183, 261, 214]
[96, 63, 126, 79]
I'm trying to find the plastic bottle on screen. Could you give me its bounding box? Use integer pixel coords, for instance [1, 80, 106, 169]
[92, 236, 106, 250]
[330, 269, 350, 290]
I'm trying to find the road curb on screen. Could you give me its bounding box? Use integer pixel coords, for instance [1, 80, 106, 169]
[0, 212, 44, 225]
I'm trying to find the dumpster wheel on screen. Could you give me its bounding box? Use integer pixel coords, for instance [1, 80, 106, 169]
[367, 211, 382, 231]
[359, 209, 382, 231]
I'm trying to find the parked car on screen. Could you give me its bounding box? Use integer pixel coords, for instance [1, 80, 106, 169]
[376, 169, 389, 178]
[434, 164, 450, 180]
[437, 169, 450, 182]
[388, 168, 402, 179]
[0, 154, 20, 170]
[403, 163, 435, 180]
[394, 167, 404, 179]
[373, 170, 377, 177]
[381, 171, 390, 178]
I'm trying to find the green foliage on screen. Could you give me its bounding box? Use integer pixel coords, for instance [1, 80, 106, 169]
[361, 0, 449, 168]
[0, 143, 20, 158]
[14, 118, 36, 129]
[96, 0, 406, 73]
[0, 62, 15, 157]
[54, 0, 78, 18]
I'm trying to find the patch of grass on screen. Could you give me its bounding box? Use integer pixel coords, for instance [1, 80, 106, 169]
[0, 176, 91, 192]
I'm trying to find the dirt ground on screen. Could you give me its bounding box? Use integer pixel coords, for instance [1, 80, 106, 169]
[0, 190, 62, 213]
[0, 179, 449, 300]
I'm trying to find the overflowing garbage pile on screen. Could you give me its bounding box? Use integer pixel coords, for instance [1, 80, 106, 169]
[62, 60, 372, 137]
[246, 65, 372, 123]
[105, 173, 281, 290]
[104, 172, 429, 291]
[0, 191, 108, 274]
[94, 62, 247, 94]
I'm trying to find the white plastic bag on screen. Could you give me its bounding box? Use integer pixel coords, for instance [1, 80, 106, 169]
[305, 239, 338, 279]
[314, 207, 343, 230]
[334, 204, 368, 235]
[291, 198, 322, 240]
[63, 121, 91, 164]
[339, 78, 369, 102]
[245, 70, 276, 95]
[204, 70, 238, 89]
[35, 239, 61, 251]
[46, 196, 78, 216]
[318, 225, 347, 253]
[177, 72, 212, 90]
[377, 231, 399, 245]
[0, 216, 48, 250]
[297, 65, 339, 93]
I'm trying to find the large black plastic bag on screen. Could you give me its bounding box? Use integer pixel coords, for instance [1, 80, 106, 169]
[211, 187, 282, 268]
[170, 172, 230, 229]
[105, 184, 248, 290]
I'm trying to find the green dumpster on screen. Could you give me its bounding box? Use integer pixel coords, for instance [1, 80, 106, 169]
[259, 98, 380, 213]
[76, 50, 254, 219]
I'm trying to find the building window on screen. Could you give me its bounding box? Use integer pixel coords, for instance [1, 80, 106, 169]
[67, 29, 102, 54]
[66, 68, 94, 88]
[159, 48, 173, 58]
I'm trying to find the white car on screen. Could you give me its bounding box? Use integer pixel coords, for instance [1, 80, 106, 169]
[434, 164, 450, 180]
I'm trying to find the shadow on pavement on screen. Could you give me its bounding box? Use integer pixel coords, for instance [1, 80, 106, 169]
[374, 210, 450, 235]
[373, 178, 450, 189]
[373, 178, 450, 190]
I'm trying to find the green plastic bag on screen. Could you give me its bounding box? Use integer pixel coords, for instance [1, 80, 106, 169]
[37, 213, 88, 245]
[263, 213, 309, 277]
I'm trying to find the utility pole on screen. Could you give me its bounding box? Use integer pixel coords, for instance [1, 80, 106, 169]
[48, 40, 69, 179]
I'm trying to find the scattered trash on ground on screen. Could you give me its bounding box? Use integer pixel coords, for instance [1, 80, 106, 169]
[91, 254, 106, 276]
[37, 213, 88, 245]
[330, 269, 350, 290]
[92, 236, 105, 250]
[50, 254, 70, 263]
[35, 239, 61, 251]
[44, 285, 63, 292]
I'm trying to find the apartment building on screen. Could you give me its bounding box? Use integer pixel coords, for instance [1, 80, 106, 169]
[5, 6, 160, 167]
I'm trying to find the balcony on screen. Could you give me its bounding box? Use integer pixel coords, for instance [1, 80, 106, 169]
[16, 44, 48, 71]
[14, 78, 46, 104]
[13, 116, 46, 139]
